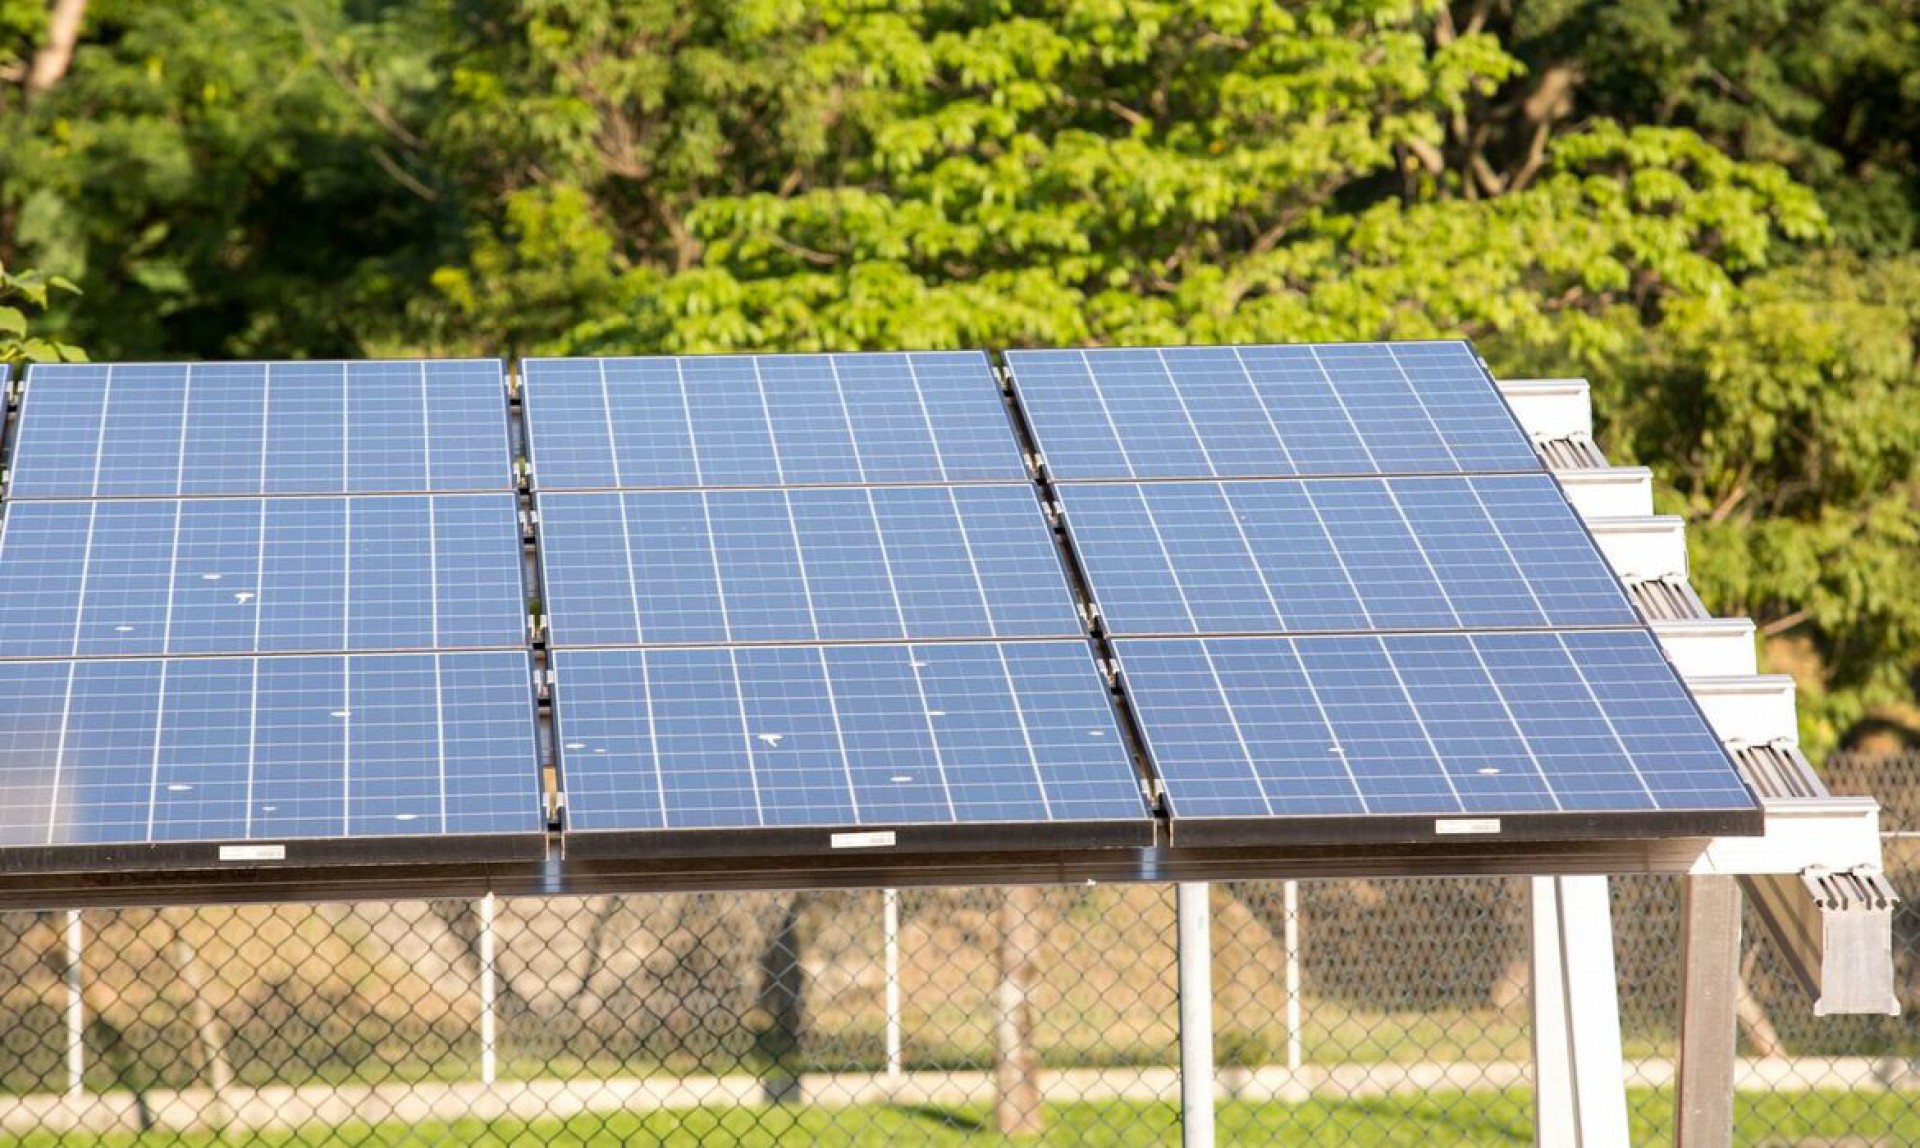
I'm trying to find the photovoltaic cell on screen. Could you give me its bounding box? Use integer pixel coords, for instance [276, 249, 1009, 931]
[0, 651, 541, 854]
[1005, 343, 1542, 480]
[537, 485, 1080, 647]
[1115, 631, 1755, 834]
[7, 361, 511, 498]
[554, 641, 1148, 838]
[521, 353, 1029, 491]
[0, 495, 527, 658]
[1060, 476, 1635, 634]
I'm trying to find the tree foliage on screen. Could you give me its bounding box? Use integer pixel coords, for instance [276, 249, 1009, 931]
[0, 259, 83, 369]
[1, 0, 1917, 749]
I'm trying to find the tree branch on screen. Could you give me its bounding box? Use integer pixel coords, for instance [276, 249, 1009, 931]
[23, 0, 87, 101]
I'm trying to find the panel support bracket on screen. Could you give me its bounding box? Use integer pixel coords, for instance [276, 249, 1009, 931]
[1741, 867, 1901, 1016]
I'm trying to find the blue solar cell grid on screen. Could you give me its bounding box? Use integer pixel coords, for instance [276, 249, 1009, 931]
[8, 361, 511, 498]
[0, 494, 527, 657]
[1005, 343, 1542, 480]
[522, 353, 1029, 490]
[555, 641, 1146, 833]
[1117, 631, 1755, 823]
[1060, 476, 1634, 635]
[0, 652, 542, 849]
[538, 485, 1080, 647]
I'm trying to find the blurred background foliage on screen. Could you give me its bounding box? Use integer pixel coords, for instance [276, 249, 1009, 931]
[1, 0, 1917, 752]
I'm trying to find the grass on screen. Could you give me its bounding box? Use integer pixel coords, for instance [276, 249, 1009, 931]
[4, 1089, 1917, 1146]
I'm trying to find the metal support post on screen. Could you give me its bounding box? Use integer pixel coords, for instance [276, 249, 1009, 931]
[883, 888, 902, 1080]
[1178, 882, 1216, 1148]
[479, 892, 498, 1086]
[1530, 875, 1629, 1147]
[65, 910, 84, 1101]
[1676, 876, 1742, 1148]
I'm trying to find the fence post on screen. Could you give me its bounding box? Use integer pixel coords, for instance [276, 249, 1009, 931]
[1283, 879, 1303, 1077]
[1178, 882, 1216, 1148]
[995, 885, 1045, 1135]
[479, 892, 497, 1086]
[883, 888, 902, 1081]
[65, 910, 84, 1102]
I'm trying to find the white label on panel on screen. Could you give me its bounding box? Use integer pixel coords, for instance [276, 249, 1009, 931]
[219, 844, 286, 862]
[830, 831, 897, 850]
[1434, 818, 1502, 836]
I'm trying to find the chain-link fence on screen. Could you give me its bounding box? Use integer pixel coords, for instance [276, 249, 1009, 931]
[3, 760, 1914, 1145]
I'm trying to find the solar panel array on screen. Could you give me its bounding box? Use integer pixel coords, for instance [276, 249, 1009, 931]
[524, 354, 1152, 852]
[1007, 342, 1757, 844]
[0, 341, 1762, 877]
[0, 361, 544, 865]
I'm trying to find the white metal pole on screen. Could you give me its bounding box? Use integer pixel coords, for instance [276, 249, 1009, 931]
[1283, 879, 1302, 1075]
[883, 888, 902, 1080]
[1177, 882, 1215, 1148]
[65, 910, 84, 1101]
[479, 893, 497, 1086]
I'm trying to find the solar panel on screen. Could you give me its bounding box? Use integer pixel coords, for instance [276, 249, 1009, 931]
[0, 494, 527, 657]
[0, 651, 543, 864]
[6, 361, 511, 498]
[1005, 343, 1542, 480]
[1059, 476, 1635, 634]
[554, 640, 1149, 851]
[1115, 631, 1757, 843]
[521, 353, 1029, 491]
[537, 485, 1081, 647]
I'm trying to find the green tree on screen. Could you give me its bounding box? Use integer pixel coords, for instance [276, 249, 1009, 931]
[0, 260, 84, 370]
[0, 0, 450, 359]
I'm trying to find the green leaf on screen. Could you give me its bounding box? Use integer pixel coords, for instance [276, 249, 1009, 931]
[0, 307, 26, 337]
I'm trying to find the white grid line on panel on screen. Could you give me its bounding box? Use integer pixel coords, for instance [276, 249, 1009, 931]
[87, 366, 114, 498]
[1298, 484, 1377, 628]
[824, 357, 869, 484]
[1193, 641, 1277, 818]
[642, 652, 669, 828]
[1152, 347, 1222, 479]
[66, 502, 101, 656]
[779, 490, 824, 640]
[45, 662, 77, 845]
[1384, 344, 1464, 471]
[902, 354, 952, 482]
[1461, 636, 1566, 813]
[1210, 484, 1291, 630]
[144, 661, 170, 841]
[341, 654, 352, 836]
[941, 488, 1001, 639]
[1371, 635, 1469, 813]
[816, 645, 863, 822]
[904, 646, 961, 822]
[1076, 349, 1140, 480]
[1461, 479, 1554, 625]
[1279, 639, 1371, 813]
[1228, 346, 1300, 472]
[242, 657, 260, 837]
[1304, 345, 1384, 472]
[726, 647, 768, 828]
[864, 488, 911, 639]
[993, 642, 1054, 821]
[1377, 482, 1466, 628]
[1546, 632, 1661, 807]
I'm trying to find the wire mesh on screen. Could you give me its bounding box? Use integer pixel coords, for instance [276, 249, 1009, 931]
[1, 756, 1915, 1144]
